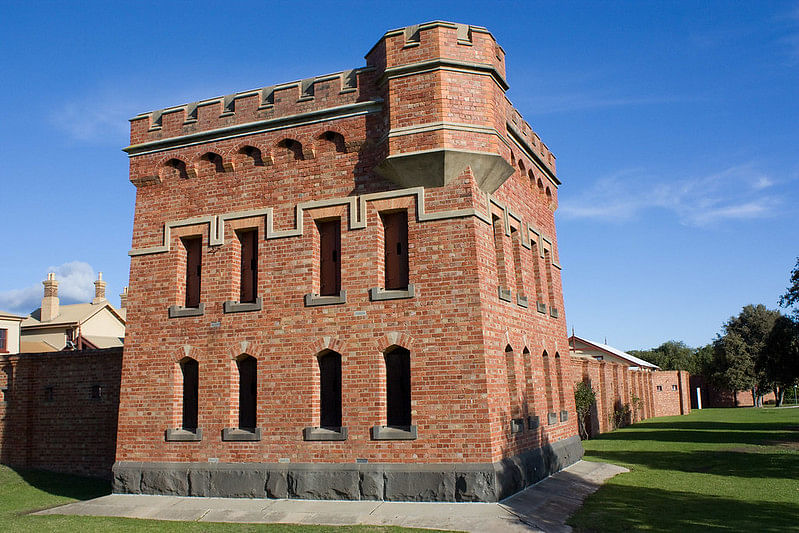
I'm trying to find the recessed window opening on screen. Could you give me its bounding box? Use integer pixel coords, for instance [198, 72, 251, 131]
[505, 345, 520, 417]
[382, 211, 409, 290]
[44, 386, 54, 403]
[240, 146, 264, 166]
[318, 350, 342, 429]
[385, 347, 411, 428]
[91, 385, 103, 400]
[317, 219, 341, 296]
[201, 152, 225, 173]
[657, 385, 663, 392]
[672, 384, 678, 391]
[237, 355, 257, 430]
[542, 350, 553, 413]
[165, 158, 190, 179]
[543, 249, 555, 309]
[492, 215, 508, 290]
[278, 138, 304, 160]
[510, 228, 524, 296]
[181, 358, 199, 431]
[321, 131, 347, 153]
[0, 328, 6, 351]
[182, 236, 202, 308]
[237, 229, 258, 303]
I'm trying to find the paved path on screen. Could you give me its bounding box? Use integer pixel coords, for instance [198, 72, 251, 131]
[36, 460, 627, 532]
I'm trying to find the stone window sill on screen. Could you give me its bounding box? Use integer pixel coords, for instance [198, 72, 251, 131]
[221, 427, 262, 441]
[165, 428, 203, 442]
[528, 415, 540, 430]
[223, 298, 262, 314]
[536, 302, 547, 314]
[498, 287, 512, 302]
[560, 410, 569, 422]
[517, 294, 528, 308]
[371, 425, 417, 440]
[304, 290, 347, 307]
[547, 412, 558, 425]
[369, 284, 415, 301]
[168, 303, 205, 318]
[510, 418, 524, 434]
[303, 426, 348, 441]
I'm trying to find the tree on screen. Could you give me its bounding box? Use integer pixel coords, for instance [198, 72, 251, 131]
[629, 341, 704, 374]
[779, 257, 799, 320]
[711, 304, 780, 406]
[759, 315, 799, 406]
[574, 380, 597, 440]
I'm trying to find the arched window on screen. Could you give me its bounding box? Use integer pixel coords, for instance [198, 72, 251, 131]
[237, 355, 257, 429]
[238, 145, 264, 166]
[318, 350, 342, 429]
[385, 346, 411, 428]
[505, 344, 520, 419]
[180, 358, 199, 431]
[200, 152, 226, 173]
[164, 158, 190, 180]
[319, 131, 347, 153]
[541, 350, 554, 415]
[277, 138, 304, 160]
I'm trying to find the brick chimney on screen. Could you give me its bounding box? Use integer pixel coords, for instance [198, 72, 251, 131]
[93, 271, 107, 304]
[119, 286, 128, 309]
[41, 272, 59, 322]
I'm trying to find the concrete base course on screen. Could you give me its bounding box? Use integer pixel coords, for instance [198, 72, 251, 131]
[113, 435, 583, 502]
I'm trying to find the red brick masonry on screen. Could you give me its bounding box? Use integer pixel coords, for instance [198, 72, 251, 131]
[0, 348, 122, 478]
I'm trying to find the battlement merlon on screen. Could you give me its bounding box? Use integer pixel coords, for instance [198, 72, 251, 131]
[122, 20, 556, 184]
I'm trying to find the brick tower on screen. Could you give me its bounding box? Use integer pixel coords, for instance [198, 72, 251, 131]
[115, 21, 580, 501]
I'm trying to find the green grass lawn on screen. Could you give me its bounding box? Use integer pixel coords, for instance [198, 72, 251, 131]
[569, 407, 799, 532]
[0, 467, 444, 532]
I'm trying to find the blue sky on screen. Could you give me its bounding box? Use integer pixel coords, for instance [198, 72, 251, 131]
[0, 1, 797, 351]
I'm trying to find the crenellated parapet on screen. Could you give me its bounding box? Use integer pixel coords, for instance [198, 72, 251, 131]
[125, 20, 559, 194]
[125, 68, 378, 153]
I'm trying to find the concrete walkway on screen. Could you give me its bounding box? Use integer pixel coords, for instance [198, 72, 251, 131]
[36, 460, 627, 532]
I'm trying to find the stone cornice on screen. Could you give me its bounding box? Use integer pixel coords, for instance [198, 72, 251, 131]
[377, 58, 509, 91]
[123, 100, 383, 157]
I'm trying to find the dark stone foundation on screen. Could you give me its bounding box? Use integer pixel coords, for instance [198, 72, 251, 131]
[113, 435, 583, 502]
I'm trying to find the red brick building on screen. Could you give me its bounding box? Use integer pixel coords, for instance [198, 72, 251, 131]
[113, 21, 581, 501]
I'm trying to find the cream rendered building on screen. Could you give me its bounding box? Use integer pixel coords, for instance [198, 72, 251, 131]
[0, 311, 24, 355]
[20, 272, 126, 353]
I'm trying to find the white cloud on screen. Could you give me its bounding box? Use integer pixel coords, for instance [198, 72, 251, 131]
[559, 164, 783, 226]
[0, 261, 96, 315]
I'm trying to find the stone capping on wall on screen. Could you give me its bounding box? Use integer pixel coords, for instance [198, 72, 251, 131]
[165, 428, 203, 442]
[547, 412, 558, 425]
[498, 287, 512, 302]
[126, 99, 383, 158]
[304, 291, 347, 307]
[368, 284, 415, 301]
[223, 298, 262, 314]
[221, 428, 262, 442]
[167, 304, 205, 318]
[111, 435, 584, 502]
[127, 187, 561, 273]
[303, 427, 348, 441]
[371, 425, 417, 440]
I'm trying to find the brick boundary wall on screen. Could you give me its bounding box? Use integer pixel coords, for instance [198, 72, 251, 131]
[0, 348, 122, 478]
[569, 356, 690, 437]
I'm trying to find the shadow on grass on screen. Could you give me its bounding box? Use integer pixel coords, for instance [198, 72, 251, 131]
[594, 428, 798, 446]
[634, 420, 799, 432]
[569, 483, 799, 532]
[585, 449, 799, 479]
[13, 468, 110, 501]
